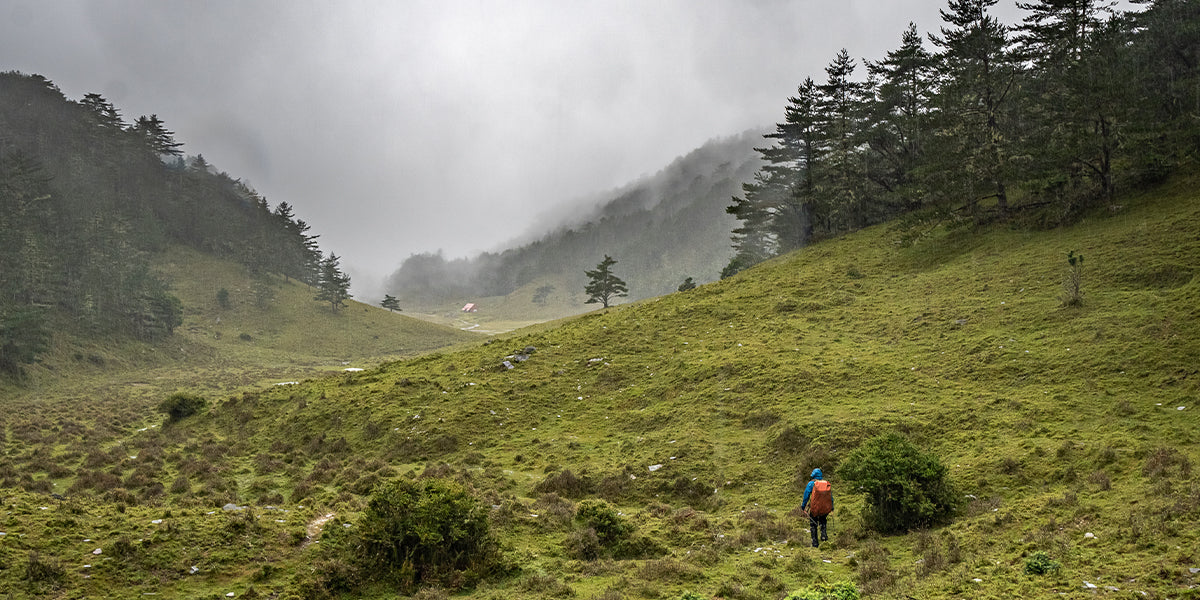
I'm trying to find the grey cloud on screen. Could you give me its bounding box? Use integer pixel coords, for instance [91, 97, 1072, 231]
[2, 0, 1076, 298]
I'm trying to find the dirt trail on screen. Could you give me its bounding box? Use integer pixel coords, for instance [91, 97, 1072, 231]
[302, 512, 336, 548]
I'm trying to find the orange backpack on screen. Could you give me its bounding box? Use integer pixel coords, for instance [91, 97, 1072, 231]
[809, 480, 833, 516]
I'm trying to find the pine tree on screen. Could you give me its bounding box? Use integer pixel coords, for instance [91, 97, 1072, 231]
[813, 49, 873, 232]
[583, 255, 628, 308]
[865, 23, 936, 210]
[930, 0, 1021, 215]
[131, 114, 184, 157]
[315, 252, 352, 312]
[1016, 0, 1125, 208]
[381, 294, 401, 312]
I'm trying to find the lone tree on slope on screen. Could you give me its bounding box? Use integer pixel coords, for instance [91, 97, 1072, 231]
[315, 252, 352, 312]
[584, 255, 628, 309]
[380, 294, 401, 312]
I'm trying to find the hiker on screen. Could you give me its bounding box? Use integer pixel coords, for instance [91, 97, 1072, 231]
[801, 467, 833, 547]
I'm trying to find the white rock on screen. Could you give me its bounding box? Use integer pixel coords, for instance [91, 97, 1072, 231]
[92, 548, 102, 555]
[648, 464, 663, 472]
[1083, 581, 1097, 589]
[344, 368, 363, 372]
[1084, 532, 1095, 539]
[191, 566, 199, 574]
[227, 594, 235, 598]
[1178, 406, 1186, 411]
[1190, 567, 1200, 574]
[972, 578, 983, 583]
[151, 519, 163, 524]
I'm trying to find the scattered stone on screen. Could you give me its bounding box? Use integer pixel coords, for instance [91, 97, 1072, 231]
[1105, 586, 1120, 592]
[648, 464, 663, 472]
[501, 361, 514, 370]
[151, 519, 163, 524]
[512, 354, 530, 362]
[222, 503, 243, 512]
[92, 548, 102, 555]
[227, 594, 235, 598]
[190, 566, 199, 574]
[1190, 567, 1200, 574]
[344, 367, 363, 372]
[1083, 581, 1097, 589]
[972, 578, 983, 583]
[1178, 406, 1186, 411]
[1084, 532, 1095, 539]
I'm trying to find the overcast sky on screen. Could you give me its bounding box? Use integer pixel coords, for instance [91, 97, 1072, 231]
[2, 0, 1058, 295]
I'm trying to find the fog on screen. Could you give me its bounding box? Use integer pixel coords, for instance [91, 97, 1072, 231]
[2, 0, 1060, 297]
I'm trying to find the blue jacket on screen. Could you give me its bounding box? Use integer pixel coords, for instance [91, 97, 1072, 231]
[801, 468, 833, 512]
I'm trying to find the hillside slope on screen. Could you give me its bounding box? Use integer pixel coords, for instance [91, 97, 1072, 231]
[1, 177, 1198, 599]
[385, 131, 762, 321]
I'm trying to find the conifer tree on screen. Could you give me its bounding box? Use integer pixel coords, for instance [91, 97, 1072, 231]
[930, 0, 1021, 215]
[865, 23, 936, 210]
[583, 255, 627, 308]
[380, 294, 401, 312]
[814, 49, 872, 232]
[131, 114, 183, 157]
[315, 252, 352, 313]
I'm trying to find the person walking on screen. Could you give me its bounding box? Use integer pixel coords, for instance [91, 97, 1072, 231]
[801, 468, 833, 548]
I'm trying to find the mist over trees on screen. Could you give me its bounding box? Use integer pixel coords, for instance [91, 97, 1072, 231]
[385, 132, 762, 308]
[724, 0, 1200, 276]
[0, 72, 337, 375]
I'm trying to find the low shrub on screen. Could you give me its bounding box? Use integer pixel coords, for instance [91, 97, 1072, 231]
[354, 478, 498, 592]
[838, 433, 959, 533]
[158, 392, 207, 423]
[1024, 551, 1061, 575]
[534, 469, 595, 499]
[784, 581, 860, 600]
[575, 499, 631, 545]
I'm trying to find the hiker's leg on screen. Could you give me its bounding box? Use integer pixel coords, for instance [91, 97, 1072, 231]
[818, 515, 828, 541]
[810, 517, 819, 547]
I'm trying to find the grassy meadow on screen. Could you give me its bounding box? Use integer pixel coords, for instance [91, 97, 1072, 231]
[1, 177, 1199, 599]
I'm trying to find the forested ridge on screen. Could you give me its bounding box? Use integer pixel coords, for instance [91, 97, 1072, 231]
[725, 0, 1200, 275]
[385, 131, 762, 307]
[385, 0, 1199, 312]
[0, 72, 340, 376]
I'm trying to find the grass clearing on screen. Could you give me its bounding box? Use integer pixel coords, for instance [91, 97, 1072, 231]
[2, 177, 1199, 598]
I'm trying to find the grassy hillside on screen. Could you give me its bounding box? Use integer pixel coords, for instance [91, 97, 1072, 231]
[1, 178, 1198, 599]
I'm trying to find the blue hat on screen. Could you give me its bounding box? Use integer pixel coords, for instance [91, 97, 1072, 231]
[811, 468, 823, 479]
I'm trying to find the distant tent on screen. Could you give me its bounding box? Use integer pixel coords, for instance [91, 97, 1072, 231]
[461, 303, 478, 313]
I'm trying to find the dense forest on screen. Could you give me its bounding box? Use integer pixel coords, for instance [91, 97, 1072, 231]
[385, 132, 762, 306]
[0, 73, 341, 376]
[724, 0, 1200, 275]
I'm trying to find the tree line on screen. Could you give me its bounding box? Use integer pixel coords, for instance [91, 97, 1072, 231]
[724, 0, 1199, 276]
[0, 72, 344, 376]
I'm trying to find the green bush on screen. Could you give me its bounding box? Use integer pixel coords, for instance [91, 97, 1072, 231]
[158, 392, 208, 423]
[838, 433, 959, 533]
[784, 581, 860, 600]
[354, 478, 497, 592]
[1024, 551, 1061, 575]
[575, 498, 631, 545]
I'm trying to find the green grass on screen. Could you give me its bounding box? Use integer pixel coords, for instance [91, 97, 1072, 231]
[2, 177, 1199, 599]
